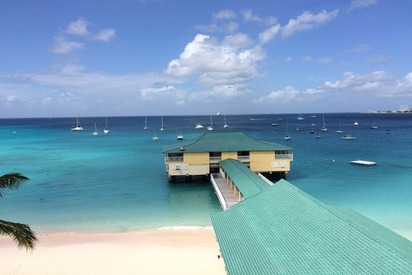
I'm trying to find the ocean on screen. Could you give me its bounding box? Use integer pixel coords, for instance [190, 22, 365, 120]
[1, 113, 411, 235]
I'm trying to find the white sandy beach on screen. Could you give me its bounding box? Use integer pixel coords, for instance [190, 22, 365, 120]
[0, 228, 226, 275]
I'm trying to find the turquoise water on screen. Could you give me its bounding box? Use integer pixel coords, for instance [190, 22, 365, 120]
[1, 114, 411, 234]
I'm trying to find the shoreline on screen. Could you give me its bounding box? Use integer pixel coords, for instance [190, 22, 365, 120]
[0, 227, 226, 275]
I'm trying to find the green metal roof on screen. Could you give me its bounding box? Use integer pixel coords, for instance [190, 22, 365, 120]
[219, 159, 270, 199]
[211, 179, 412, 274]
[163, 132, 293, 153]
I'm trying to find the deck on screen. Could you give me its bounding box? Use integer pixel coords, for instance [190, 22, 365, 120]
[210, 174, 240, 210]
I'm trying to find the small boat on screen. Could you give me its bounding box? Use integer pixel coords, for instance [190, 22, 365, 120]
[284, 122, 291, 140]
[104, 117, 109, 134]
[336, 119, 343, 133]
[71, 116, 84, 131]
[177, 130, 183, 140]
[160, 117, 165, 131]
[342, 134, 356, 140]
[271, 123, 277, 127]
[92, 123, 99, 136]
[350, 160, 377, 166]
[207, 115, 213, 131]
[320, 114, 327, 132]
[144, 117, 148, 130]
[195, 123, 204, 129]
[152, 133, 159, 141]
[386, 129, 391, 134]
[297, 113, 305, 120]
[223, 115, 229, 128]
[354, 121, 359, 126]
[370, 117, 378, 129]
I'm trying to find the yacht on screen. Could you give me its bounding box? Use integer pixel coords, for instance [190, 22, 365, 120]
[71, 117, 84, 131]
[92, 123, 99, 136]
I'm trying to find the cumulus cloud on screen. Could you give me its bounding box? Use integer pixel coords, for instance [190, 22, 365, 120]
[282, 9, 339, 37]
[93, 29, 116, 41]
[66, 19, 90, 36]
[51, 36, 84, 54]
[259, 24, 281, 44]
[242, 9, 277, 25]
[255, 86, 300, 103]
[350, 0, 378, 10]
[166, 34, 265, 86]
[323, 71, 390, 92]
[51, 19, 116, 55]
[195, 9, 238, 33]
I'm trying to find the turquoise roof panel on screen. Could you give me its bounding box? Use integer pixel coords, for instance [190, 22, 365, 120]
[211, 179, 412, 274]
[163, 132, 293, 153]
[219, 159, 270, 199]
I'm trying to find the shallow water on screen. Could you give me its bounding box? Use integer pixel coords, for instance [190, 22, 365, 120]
[1, 113, 411, 234]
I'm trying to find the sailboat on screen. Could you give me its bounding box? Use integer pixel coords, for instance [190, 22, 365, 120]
[104, 117, 110, 134]
[195, 123, 204, 129]
[336, 119, 343, 133]
[297, 113, 305, 120]
[152, 133, 159, 141]
[284, 121, 291, 140]
[177, 130, 184, 140]
[207, 115, 213, 131]
[92, 123, 99, 136]
[71, 116, 84, 131]
[370, 116, 378, 129]
[144, 117, 148, 130]
[160, 116, 165, 131]
[320, 114, 327, 132]
[223, 115, 229, 128]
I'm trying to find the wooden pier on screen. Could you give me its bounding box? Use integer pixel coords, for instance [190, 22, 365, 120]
[210, 173, 241, 210]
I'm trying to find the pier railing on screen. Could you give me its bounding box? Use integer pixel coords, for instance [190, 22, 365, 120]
[276, 154, 293, 160]
[210, 173, 230, 210]
[165, 156, 183, 162]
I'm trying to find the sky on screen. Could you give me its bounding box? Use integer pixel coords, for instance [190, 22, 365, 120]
[1, 0, 412, 118]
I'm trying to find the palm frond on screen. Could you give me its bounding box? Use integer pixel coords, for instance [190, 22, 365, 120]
[0, 219, 37, 251]
[0, 172, 30, 197]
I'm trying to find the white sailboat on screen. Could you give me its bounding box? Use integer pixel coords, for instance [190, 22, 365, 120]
[92, 123, 99, 136]
[342, 134, 356, 140]
[71, 116, 84, 131]
[104, 117, 110, 134]
[177, 130, 184, 140]
[297, 113, 305, 120]
[152, 133, 159, 141]
[370, 116, 378, 129]
[320, 114, 327, 132]
[144, 117, 148, 130]
[160, 116, 165, 131]
[207, 115, 213, 131]
[223, 115, 229, 128]
[336, 119, 343, 133]
[195, 123, 204, 129]
[284, 121, 291, 140]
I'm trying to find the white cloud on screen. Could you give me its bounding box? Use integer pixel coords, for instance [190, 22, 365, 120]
[323, 71, 390, 92]
[196, 10, 238, 33]
[93, 29, 116, 42]
[350, 0, 378, 10]
[371, 55, 390, 64]
[166, 34, 265, 86]
[282, 10, 339, 37]
[255, 86, 300, 103]
[242, 9, 277, 25]
[302, 56, 313, 62]
[212, 10, 236, 20]
[51, 36, 84, 54]
[66, 19, 90, 36]
[259, 24, 281, 44]
[285, 56, 293, 63]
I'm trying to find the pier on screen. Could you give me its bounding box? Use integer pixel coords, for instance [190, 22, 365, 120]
[210, 159, 272, 210]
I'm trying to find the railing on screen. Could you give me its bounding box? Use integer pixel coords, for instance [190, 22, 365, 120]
[276, 154, 294, 160]
[165, 156, 183, 162]
[237, 156, 250, 161]
[210, 174, 230, 211]
[209, 156, 222, 162]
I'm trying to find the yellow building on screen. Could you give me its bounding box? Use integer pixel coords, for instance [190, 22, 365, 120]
[163, 132, 294, 181]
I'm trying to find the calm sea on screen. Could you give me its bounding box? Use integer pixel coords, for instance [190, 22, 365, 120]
[1, 113, 411, 235]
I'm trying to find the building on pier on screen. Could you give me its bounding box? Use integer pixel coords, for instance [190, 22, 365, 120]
[162, 132, 294, 182]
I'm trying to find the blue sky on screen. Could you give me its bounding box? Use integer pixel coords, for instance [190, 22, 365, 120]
[1, 0, 411, 118]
